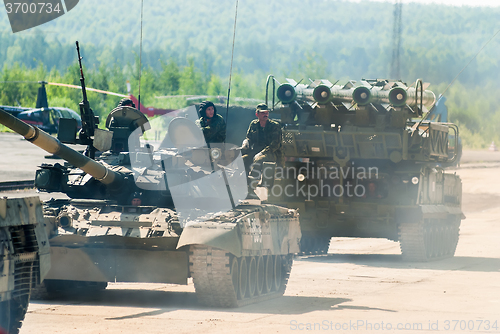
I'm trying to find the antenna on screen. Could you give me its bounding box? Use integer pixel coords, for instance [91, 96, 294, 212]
[224, 0, 239, 133]
[138, 0, 144, 112]
[390, 0, 402, 79]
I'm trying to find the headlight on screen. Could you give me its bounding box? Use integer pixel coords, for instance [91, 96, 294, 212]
[58, 214, 72, 228]
[411, 176, 419, 185]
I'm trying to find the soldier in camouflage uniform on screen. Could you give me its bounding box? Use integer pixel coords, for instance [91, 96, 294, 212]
[242, 103, 283, 174]
[196, 101, 226, 144]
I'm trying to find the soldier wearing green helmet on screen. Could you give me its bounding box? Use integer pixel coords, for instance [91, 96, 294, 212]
[242, 103, 283, 174]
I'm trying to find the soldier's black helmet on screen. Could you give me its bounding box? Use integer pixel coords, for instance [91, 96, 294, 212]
[199, 101, 217, 118]
[118, 98, 136, 108]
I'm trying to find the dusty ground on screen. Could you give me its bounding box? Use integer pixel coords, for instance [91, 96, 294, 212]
[1, 133, 499, 334]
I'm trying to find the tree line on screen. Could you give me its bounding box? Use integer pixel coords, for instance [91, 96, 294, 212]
[1, 0, 499, 147]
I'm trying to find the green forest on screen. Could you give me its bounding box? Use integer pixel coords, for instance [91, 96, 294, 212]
[1, 0, 500, 148]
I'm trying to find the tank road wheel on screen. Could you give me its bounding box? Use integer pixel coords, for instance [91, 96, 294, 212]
[256, 256, 265, 296]
[264, 255, 274, 293]
[247, 257, 257, 297]
[190, 246, 294, 307]
[238, 257, 248, 300]
[399, 215, 461, 262]
[274, 255, 283, 291]
[230, 256, 239, 297]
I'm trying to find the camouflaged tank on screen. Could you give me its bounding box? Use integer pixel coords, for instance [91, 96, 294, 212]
[0, 105, 301, 307]
[265, 77, 463, 261]
[0, 196, 50, 334]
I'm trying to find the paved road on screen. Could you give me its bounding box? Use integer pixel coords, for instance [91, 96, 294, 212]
[1, 132, 499, 334]
[0, 132, 86, 182]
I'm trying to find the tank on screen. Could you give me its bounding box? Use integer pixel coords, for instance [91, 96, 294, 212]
[0, 97, 301, 307]
[0, 196, 50, 334]
[264, 77, 463, 261]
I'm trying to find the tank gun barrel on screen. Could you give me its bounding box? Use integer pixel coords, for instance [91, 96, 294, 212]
[0, 108, 122, 185]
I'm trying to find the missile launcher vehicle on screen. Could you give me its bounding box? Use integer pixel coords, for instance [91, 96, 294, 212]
[264, 77, 463, 261]
[0, 196, 50, 334]
[0, 65, 301, 307]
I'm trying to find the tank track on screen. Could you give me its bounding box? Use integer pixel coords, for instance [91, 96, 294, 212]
[189, 245, 292, 308]
[399, 216, 460, 262]
[0, 296, 29, 334]
[299, 234, 331, 255]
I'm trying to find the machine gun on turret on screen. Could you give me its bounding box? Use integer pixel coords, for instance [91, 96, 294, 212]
[76, 42, 99, 158]
[56, 42, 101, 159]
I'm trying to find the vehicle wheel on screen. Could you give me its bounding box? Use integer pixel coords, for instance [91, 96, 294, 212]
[230, 256, 239, 298]
[256, 256, 265, 296]
[248, 257, 257, 297]
[238, 257, 248, 299]
[274, 255, 282, 291]
[264, 255, 273, 293]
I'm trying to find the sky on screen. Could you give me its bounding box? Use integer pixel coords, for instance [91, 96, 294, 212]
[350, 0, 500, 6]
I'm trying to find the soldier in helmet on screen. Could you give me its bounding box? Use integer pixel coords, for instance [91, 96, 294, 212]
[242, 103, 283, 174]
[196, 101, 226, 144]
[117, 98, 136, 108]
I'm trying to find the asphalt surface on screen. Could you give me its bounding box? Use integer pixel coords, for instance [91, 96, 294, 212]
[0, 132, 86, 183]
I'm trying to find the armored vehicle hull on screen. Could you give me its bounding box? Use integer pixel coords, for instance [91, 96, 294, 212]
[40, 199, 299, 307]
[0, 197, 50, 334]
[269, 161, 462, 261]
